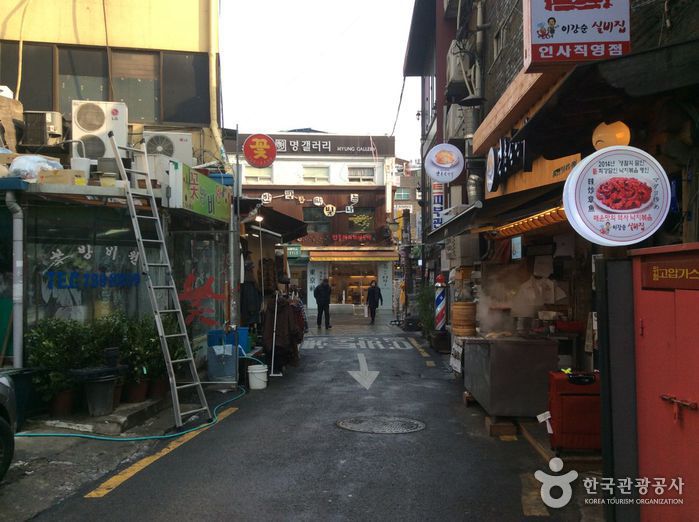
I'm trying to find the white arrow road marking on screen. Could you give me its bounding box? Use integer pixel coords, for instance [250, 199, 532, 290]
[348, 353, 379, 390]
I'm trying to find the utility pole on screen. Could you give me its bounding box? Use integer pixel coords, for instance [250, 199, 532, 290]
[230, 126, 241, 325]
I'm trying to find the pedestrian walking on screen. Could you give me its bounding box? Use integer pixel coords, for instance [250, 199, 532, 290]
[313, 278, 332, 329]
[366, 280, 383, 325]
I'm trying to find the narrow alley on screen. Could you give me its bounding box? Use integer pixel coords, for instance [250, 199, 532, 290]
[24, 312, 582, 521]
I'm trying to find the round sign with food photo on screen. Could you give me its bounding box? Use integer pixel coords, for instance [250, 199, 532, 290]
[425, 143, 465, 183]
[563, 146, 671, 247]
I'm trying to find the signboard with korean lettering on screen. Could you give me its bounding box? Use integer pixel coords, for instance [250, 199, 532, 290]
[523, 0, 630, 72]
[179, 163, 232, 223]
[425, 144, 465, 183]
[237, 134, 395, 157]
[563, 146, 670, 246]
[641, 258, 699, 290]
[243, 134, 277, 168]
[432, 183, 445, 230]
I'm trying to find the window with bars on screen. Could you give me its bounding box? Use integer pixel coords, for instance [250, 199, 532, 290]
[245, 165, 272, 183]
[348, 167, 375, 183]
[394, 187, 411, 200]
[302, 166, 330, 183]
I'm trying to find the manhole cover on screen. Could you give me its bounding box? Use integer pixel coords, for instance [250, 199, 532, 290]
[336, 416, 425, 434]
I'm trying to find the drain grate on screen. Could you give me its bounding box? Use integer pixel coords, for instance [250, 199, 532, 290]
[336, 416, 426, 434]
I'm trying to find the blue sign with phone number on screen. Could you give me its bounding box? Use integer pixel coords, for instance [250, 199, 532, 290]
[46, 271, 141, 289]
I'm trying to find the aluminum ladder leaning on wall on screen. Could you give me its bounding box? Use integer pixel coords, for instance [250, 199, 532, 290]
[107, 131, 212, 428]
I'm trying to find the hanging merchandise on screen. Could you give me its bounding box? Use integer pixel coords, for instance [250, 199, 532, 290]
[262, 293, 304, 375]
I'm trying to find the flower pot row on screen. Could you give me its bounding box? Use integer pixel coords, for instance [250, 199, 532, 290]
[50, 376, 171, 417]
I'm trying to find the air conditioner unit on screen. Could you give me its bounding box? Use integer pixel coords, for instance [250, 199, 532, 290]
[446, 40, 471, 91]
[446, 105, 466, 140]
[144, 131, 194, 166]
[22, 111, 63, 146]
[71, 100, 128, 160]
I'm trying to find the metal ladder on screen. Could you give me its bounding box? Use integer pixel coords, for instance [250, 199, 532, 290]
[107, 131, 212, 428]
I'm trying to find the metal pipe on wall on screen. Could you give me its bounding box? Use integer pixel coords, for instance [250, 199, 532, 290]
[5, 191, 24, 368]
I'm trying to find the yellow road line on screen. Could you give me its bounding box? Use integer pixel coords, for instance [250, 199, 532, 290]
[85, 407, 238, 498]
[520, 473, 550, 517]
[425, 360, 436, 368]
[408, 337, 430, 358]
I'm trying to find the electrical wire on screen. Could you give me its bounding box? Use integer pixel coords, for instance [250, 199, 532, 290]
[390, 77, 407, 137]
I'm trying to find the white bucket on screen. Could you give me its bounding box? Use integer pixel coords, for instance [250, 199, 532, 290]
[247, 364, 268, 390]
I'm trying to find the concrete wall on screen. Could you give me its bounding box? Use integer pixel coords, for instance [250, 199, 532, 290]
[0, 0, 216, 53]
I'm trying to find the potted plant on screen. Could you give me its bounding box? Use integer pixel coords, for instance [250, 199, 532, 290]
[25, 318, 90, 416]
[122, 317, 159, 402]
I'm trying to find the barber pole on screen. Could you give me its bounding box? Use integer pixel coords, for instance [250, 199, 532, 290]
[435, 274, 447, 331]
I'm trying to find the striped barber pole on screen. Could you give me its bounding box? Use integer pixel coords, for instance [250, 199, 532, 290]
[435, 285, 446, 331]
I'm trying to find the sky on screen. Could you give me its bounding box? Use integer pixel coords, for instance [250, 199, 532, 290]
[219, 0, 421, 163]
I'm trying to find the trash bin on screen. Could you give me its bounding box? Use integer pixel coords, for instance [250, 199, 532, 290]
[206, 330, 238, 383]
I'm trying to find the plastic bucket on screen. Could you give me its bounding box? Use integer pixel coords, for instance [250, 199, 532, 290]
[247, 364, 268, 390]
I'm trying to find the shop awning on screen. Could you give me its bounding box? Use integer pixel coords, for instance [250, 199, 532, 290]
[309, 250, 398, 262]
[424, 201, 482, 245]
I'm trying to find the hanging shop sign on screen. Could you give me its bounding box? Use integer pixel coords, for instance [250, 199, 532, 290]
[261, 192, 273, 204]
[486, 137, 528, 193]
[166, 162, 231, 222]
[563, 146, 670, 247]
[350, 193, 359, 204]
[313, 196, 324, 206]
[425, 144, 464, 183]
[432, 182, 445, 230]
[243, 134, 277, 168]
[523, 0, 631, 71]
[286, 244, 302, 258]
[323, 204, 337, 217]
[284, 190, 295, 199]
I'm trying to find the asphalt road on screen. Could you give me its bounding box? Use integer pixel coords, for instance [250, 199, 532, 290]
[37, 314, 582, 521]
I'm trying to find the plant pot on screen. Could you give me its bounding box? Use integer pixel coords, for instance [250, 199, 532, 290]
[50, 388, 76, 417]
[124, 380, 149, 403]
[430, 330, 451, 354]
[85, 377, 117, 417]
[148, 376, 169, 400]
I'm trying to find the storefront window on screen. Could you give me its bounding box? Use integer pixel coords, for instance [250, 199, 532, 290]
[348, 208, 374, 232]
[328, 262, 377, 305]
[25, 204, 151, 325]
[303, 207, 331, 234]
[172, 231, 228, 341]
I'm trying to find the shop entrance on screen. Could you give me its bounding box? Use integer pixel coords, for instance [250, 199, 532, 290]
[328, 262, 377, 305]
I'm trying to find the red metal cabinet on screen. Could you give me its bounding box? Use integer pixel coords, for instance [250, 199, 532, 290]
[548, 371, 601, 451]
[631, 244, 699, 521]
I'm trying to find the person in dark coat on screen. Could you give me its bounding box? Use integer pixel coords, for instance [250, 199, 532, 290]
[313, 278, 332, 329]
[366, 280, 383, 325]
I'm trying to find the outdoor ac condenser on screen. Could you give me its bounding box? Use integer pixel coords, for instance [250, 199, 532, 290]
[22, 111, 63, 147]
[71, 100, 128, 160]
[143, 131, 194, 166]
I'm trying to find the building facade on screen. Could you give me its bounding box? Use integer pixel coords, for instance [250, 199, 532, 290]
[231, 132, 398, 310]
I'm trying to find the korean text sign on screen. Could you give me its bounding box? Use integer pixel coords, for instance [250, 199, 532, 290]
[524, 0, 630, 71]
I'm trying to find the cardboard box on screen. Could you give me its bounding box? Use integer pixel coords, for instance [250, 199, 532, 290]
[38, 169, 85, 185]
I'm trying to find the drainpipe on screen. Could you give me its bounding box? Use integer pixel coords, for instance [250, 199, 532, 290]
[5, 191, 23, 368]
[474, 0, 484, 98]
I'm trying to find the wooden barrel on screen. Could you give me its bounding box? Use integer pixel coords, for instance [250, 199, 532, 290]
[451, 301, 477, 337]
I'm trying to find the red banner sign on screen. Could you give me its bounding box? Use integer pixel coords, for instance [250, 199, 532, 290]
[243, 134, 276, 168]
